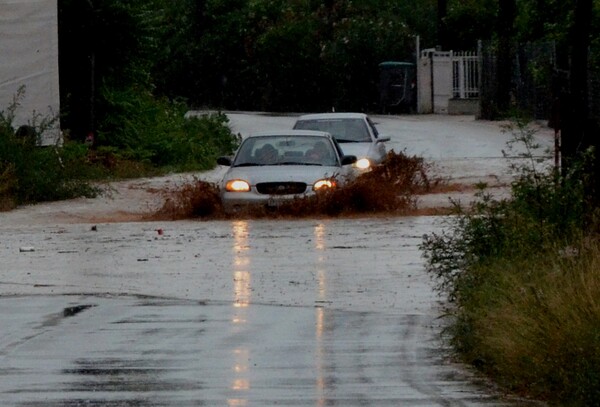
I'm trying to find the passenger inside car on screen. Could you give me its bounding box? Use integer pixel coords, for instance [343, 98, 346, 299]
[305, 141, 331, 164]
[255, 143, 279, 164]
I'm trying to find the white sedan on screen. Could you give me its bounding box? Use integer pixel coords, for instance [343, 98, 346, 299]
[292, 112, 390, 170]
[217, 130, 357, 213]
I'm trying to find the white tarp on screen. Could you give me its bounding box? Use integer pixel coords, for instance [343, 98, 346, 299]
[0, 0, 60, 144]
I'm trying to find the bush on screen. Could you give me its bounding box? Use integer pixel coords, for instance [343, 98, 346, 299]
[0, 97, 101, 208]
[96, 87, 239, 171]
[0, 86, 239, 209]
[420, 119, 600, 405]
[0, 131, 101, 207]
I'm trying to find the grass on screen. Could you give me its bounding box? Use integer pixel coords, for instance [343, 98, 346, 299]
[460, 240, 600, 404]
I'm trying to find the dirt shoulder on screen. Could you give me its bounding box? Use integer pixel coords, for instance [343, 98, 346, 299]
[0, 169, 511, 227]
[0, 174, 197, 227]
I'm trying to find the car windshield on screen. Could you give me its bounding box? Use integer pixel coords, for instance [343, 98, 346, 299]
[294, 118, 371, 142]
[233, 136, 338, 167]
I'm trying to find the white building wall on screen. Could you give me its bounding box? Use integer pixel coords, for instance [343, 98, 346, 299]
[0, 0, 60, 144]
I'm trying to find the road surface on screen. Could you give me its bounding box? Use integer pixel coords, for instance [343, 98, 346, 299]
[0, 113, 552, 406]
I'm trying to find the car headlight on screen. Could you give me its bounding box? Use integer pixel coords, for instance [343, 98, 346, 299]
[313, 179, 336, 190]
[225, 179, 251, 192]
[355, 158, 371, 170]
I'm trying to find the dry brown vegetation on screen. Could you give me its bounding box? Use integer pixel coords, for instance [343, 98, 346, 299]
[151, 150, 438, 220]
[151, 178, 225, 220]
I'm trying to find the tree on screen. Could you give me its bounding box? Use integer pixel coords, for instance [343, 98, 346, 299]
[560, 0, 598, 210]
[496, 0, 517, 113]
[437, 0, 448, 49]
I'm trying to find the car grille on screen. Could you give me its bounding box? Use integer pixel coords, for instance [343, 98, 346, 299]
[256, 182, 307, 195]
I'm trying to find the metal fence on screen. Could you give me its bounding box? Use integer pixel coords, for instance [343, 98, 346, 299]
[479, 40, 600, 124]
[479, 40, 556, 120]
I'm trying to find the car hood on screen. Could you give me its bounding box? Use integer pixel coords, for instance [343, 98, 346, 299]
[222, 165, 345, 185]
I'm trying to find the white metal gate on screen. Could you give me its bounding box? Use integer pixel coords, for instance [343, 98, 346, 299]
[452, 51, 479, 99]
[418, 49, 480, 114]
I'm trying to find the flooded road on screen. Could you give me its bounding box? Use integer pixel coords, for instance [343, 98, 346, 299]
[0, 218, 541, 406]
[0, 113, 553, 406]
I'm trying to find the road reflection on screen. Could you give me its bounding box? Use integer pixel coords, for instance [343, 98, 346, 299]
[315, 222, 328, 406]
[232, 220, 251, 308]
[230, 220, 251, 406]
[229, 348, 250, 407]
[0, 216, 537, 406]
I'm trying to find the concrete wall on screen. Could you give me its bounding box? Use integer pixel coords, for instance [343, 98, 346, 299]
[417, 56, 432, 113]
[448, 99, 480, 115]
[431, 53, 452, 114]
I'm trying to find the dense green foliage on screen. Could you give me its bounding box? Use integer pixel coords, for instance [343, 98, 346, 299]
[156, 0, 438, 112]
[59, 0, 440, 120]
[56, 0, 600, 131]
[97, 88, 238, 171]
[421, 121, 600, 405]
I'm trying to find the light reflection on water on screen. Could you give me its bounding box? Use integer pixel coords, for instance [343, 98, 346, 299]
[231, 220, 251, 406]
[227, 220, 335, 406]
[232, 220, 251, 308]
[315, 222, 327, 407]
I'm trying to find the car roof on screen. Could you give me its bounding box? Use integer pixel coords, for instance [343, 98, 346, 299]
[246, 130, 333, 139]
[295, 112, 368, 121]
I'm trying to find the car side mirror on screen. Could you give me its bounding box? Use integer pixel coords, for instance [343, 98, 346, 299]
[341, 155, 357, 165]
[217, 156, 232, 166]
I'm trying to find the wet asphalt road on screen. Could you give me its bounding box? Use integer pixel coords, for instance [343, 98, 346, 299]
[0, 218, 542, 406]
[0, 113, 553, 406]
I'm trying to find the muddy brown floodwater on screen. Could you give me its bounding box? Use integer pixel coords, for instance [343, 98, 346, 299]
[0, 113, 551, 406]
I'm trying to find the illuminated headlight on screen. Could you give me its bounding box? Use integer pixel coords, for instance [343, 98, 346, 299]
[225, 179, 250, 192]
[355, 158, 371, 170]
[313, 179, 336, 190]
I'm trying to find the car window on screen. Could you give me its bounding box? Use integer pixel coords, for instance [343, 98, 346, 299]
[233, 136, 338, 166]
[295, 118, 371, 142]
[332, 138, 346, 158]
[366, 117, 380, 138]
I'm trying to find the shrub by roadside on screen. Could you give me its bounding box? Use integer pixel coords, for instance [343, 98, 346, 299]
[421, 120, 600, 406]
[0, 94, 239, 210]
[96, 89, 239, 172]
[0, 108, 101, 208]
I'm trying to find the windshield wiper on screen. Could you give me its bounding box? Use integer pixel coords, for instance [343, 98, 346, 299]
[234, 162, 264, 167]
[335, 138, 364, 143]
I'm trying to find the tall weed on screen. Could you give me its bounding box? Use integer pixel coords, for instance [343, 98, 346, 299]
[465, 242, 600, 404]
